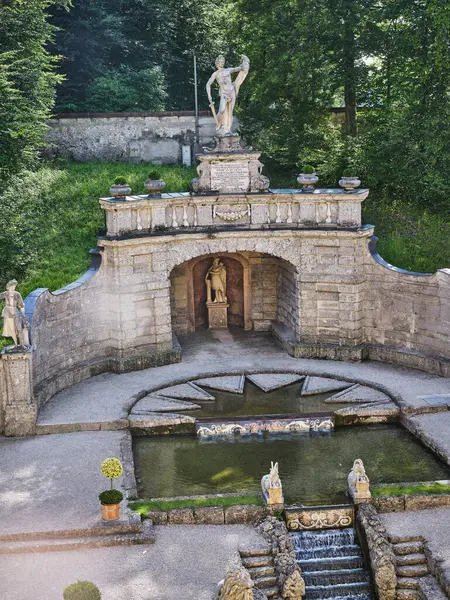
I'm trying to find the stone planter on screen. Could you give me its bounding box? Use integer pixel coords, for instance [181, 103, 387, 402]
[297, 173, 319, 192]
[339, 176, 361, 190]
[109, 184, 132, 198]
[145, 179, 166, 196]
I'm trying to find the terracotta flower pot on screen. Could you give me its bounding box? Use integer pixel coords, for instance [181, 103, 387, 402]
[101, 502, 121, 521]
[144, 179, 166, 195]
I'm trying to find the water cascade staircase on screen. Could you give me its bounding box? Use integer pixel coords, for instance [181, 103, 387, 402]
[292, 528, 373, 600]
[240, 544, 279, 599]
[389, 535, 429, 600]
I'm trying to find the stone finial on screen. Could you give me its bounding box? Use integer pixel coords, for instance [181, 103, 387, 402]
[348, 458, 372, 503]
[1, 279, 30, 350]
[261, 461, 284, 506]
[282, 568, 306, 600]
[217, 566, 254, 600]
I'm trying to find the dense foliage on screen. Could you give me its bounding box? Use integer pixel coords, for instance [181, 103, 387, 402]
[231, 0, 450, 212]
[50, 0, 229, 112]
[0, 0, 67, 182]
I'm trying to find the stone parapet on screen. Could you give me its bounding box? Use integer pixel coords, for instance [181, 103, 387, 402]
[99, 188, 368, 237]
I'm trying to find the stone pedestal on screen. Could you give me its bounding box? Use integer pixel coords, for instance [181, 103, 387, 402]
[191, 135, 269, 193]
[207, 302, 229, 329]
[1, 348, 37, 436]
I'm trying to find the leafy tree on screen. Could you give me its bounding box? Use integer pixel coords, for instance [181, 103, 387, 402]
[0, 0, 68, 182]
[85, 67, 167, 113]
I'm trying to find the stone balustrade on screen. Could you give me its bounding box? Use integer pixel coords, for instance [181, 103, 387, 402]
[99, 188, 368, 238]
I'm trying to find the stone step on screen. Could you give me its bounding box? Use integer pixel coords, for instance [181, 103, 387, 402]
[297, 555, 363, 572]
[0, 521, 154, 554]
[242, 555, 274, 569]
[396, 564, 429, 578]
[264, 586, 279, 598]
[302, 567, 370, 586]
[239, 544, 272, 558]
[254, 575, 277, 589]
[396, 589, 419, 600]
[393, 541, 424, 556]
[248, 565, 276, 579]
[303, 581, 371, 599]
[397, 577, 420, 590]
[396, 553, 427, 567]
[390, 535, 423, 545]
[0, 520, 142, 542]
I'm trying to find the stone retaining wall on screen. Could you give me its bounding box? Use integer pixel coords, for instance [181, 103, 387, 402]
[373, 494, 450, 513]
[364, 239, 450, 376]
[356, 503, 397, 600]
[147, 504, 266, 525]
[46, 111, 216, 164]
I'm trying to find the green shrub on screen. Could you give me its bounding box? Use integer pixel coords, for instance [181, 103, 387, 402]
[148, 171, 162, 180]
[99, 490, 124, 505]
[342, 169, 358, 177]
[113, 176, 128, 185]
[300, 165, 316, 174]
[63, 580, 101, 600]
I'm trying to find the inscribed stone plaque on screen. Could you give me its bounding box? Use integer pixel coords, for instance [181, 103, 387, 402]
[210, 161, 250, 192]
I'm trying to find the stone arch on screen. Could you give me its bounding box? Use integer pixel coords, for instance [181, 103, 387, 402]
[168, 238, 300, 338]
[164, 235, 302, 274]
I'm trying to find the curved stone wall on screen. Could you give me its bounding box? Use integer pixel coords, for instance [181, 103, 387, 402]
[2, 225, 449, 431]
[364, 237, 450, 375]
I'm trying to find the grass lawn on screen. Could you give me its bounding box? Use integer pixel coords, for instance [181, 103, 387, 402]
[372, 482, 450, 497]
[129, 494, 263, 515]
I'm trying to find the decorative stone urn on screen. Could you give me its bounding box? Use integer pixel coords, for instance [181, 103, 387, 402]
[297, 172, 319, 192]
[109, 183, 132, 199]
[339, 175, 361, 190]
[144, 178, 166, 196]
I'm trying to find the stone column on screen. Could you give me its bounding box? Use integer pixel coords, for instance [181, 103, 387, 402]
[1, 349, 37, 436]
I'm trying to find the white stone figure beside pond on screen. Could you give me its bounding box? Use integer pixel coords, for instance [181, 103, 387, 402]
[206, 55, 250, 136]
[261, 461, 284, 506]
[0, 279, 30, 349]
[205, 258, 227, 304]
[348, 458, 372, 504]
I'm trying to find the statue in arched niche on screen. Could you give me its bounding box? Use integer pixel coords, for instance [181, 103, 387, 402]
[205, 258, 227, 304]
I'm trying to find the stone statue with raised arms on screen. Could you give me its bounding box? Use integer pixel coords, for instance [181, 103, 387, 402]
[206, 55, 250, 136]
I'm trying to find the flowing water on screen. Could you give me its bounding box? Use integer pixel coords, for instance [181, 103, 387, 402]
[292, 528, 373, 599]
[133, 423, 450, 503]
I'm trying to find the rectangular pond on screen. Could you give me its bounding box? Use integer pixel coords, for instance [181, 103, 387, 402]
[133, 424, 450, 505]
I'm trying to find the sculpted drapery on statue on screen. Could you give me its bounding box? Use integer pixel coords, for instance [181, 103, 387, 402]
[205, 258, 227, 304]
[206, 55, 250, 136]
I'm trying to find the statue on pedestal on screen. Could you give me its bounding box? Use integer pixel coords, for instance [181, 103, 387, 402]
[205, 258, 227, 304]
[261, 461, 284, 506]
[0, 279, 30, 349]
[207, 55, 250, 136]
[348, 458, 372, 503]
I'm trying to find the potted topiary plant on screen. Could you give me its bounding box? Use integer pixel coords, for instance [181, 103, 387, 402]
[144, 170, 166, 196]
[297, 165, 319, 191]
[63, 580, 101, 600]
[99, 457, 123, 521]
[339, 169, 361, 191]
[109, 176, 132, 198]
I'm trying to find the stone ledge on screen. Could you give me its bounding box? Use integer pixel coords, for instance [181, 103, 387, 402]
[147, 504, 267, 525]
[0, 521, 154, 555]
[373, 494, 450, 513]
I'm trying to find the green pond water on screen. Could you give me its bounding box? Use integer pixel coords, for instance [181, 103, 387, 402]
[187, 381, 352, 417]
[133, 424, 450, 505]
